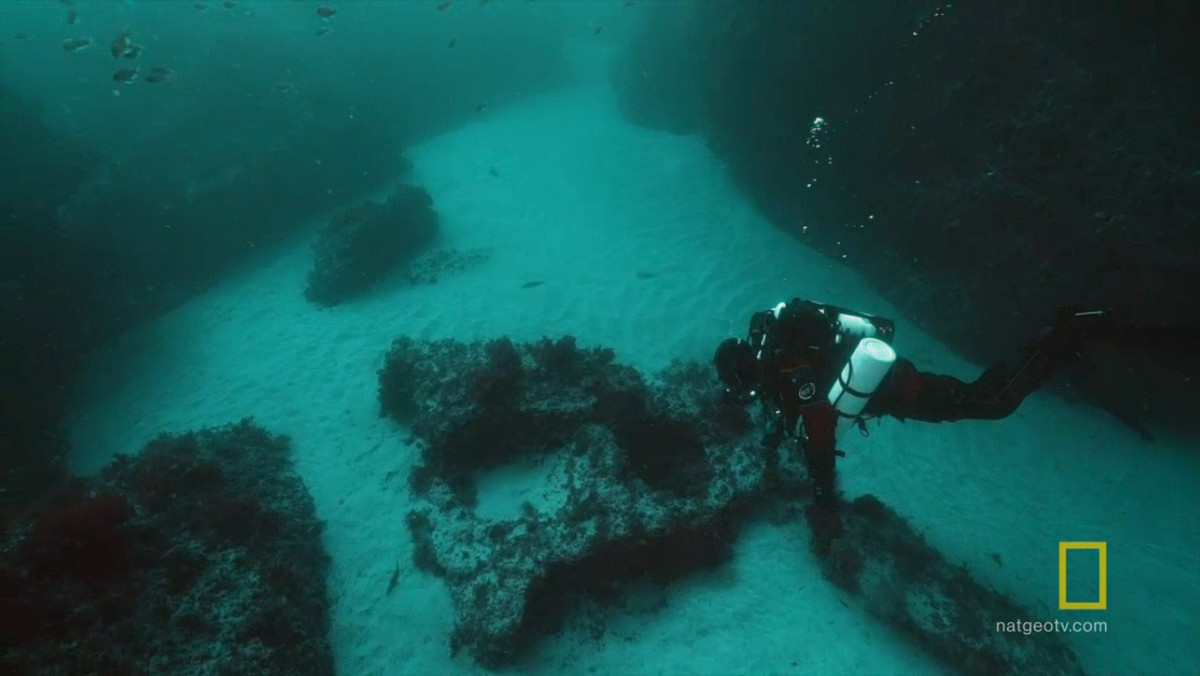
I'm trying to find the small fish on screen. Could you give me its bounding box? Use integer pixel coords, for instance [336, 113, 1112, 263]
[315, 25, 333, 36]
[474, 103, 487, 113]
[317, 6, 337, 19]
[13, 33, 32, 41]
[521, 281, 544, 289]
[109, 28, 129, 58]
[223, 0, 236, 8]
[387, 563, 400, 595]
[635, 271, 659, 280]
[122, 42, 142, 59]
[113, 66, 139, 83]
[66, 8, 78, 24]
[62, 37, 91, 52]
[489, 167, 500, 178]
[276, 81, 296, 94]
[624, 0, 633, 6]
[194, 2, 208, 11]
[447, 36, 457, 48]
[437, 0, 452, 10]
[989, 552, 1004, 567]
[593, 25, 603, 35]
[144, 66, 174, 84]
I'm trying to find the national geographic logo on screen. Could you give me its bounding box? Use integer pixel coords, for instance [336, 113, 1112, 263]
[1059, 541, 1106, 610]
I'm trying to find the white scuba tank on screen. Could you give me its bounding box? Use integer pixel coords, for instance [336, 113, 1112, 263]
[828, 337, 897, 442]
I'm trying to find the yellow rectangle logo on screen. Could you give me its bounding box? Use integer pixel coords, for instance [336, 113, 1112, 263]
[1059, 541, 1106, 610]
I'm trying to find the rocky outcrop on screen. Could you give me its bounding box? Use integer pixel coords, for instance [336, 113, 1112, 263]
[305, 185, 439, 306]
[379, 335, 1083, 674]
[2, 420, 333, 674]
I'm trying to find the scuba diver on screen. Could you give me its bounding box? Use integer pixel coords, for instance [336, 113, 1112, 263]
[713, 299, 1199, 554]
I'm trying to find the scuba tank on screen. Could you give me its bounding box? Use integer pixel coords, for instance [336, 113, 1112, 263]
[829, 337, 897, 442]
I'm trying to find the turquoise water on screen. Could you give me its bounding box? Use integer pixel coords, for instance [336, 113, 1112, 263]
[6, 2, 1197, 675]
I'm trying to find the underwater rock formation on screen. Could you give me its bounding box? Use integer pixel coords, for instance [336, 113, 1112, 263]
[1, 420, 333, 674]
[305, 185, 439, 306]
[825, 495, 1085, 676]
[379, 336, 1083, 674]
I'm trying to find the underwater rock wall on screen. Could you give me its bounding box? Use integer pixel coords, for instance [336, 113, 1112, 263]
[2, 79, 405, 512]
[1, 79, 98, 510]
[52, 99, 409, 334]
[616, 1, 1200, 435]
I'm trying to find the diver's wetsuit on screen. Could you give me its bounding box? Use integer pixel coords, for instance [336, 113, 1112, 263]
[737, 299, 1200, 522]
